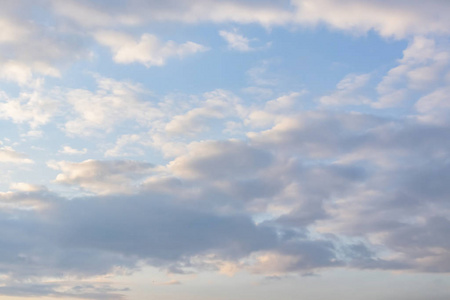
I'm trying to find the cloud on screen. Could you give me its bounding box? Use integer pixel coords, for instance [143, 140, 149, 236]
[48, 0, 450, 39]
[319, 73, 371, 106]
[0, 187, 345, 284]
[153, 280, 181, 286]
[104, 134, 143, 157]
[0, 88, 59, 128]
[374, 36, 450, 108]
[2, 1, 450, 298]
[63, 76, 162, 136]
[0, 282, 127, 300]
[0, 147, 33, 164]
[248, 111, 382, 158]
[219, 30, 253, 52]
[165, 89, 242, 136]
[0, 10, 88, 85]
[0, 111, 450, 297]
[49, 159, 155, 195]
[0, 17, 30, 43]
[292, 0, 450, 38]
[415, 87, 450, 125]
[51, 0, 137, 28]
[52, 0, 292, 27]
[244, 92, 304, 128]
[169, 139, 273, 180]
[10, 182, 46, 192]
[59, 146, 88, 155]
[94, 30, 208, 67]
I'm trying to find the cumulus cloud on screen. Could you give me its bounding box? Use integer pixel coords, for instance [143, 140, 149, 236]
[0, 89, 59, 128]
[0, 147, 33, 164]
[94, 30, 208, 67]
[49, 159, 155, 195]
[1, 1, 450, 298]
[0, 111, 450, 297]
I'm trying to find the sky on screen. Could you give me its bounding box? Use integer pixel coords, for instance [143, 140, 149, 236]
[0, 0, 450, 299]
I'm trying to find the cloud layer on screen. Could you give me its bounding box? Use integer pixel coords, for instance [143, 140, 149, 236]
[1, 1, 450, 299]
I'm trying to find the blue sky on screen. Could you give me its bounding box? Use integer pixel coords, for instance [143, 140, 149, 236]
[1, 1, 450, 299]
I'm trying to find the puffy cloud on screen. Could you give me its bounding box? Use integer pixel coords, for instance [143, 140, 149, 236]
[49, 159, 155, 195]
[2, 1, 450, 298]
[0, 147, 33, 164]
[0, 88, 59, 128]
[94, 30, 208, 67]
[0, 110, 449, 297]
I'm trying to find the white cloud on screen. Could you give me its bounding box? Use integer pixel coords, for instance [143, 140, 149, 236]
[415, 87, 450, 125]
[219, 30, 253, 52]
[292, 0, 450, 38]
[50, 0, 450, 38]
[52, 0, 292, 27]
[320, 73, 371, 106]
[51, 0, 136, 28]
[0, 88, 59, 128]
[59, 146, 88, 155]
[49, 159, 155, 195]
[0, 60, 32, 85]
[374, 37, 450, 108]
[10, 182, 46, 192]
[94, 30, 208, 67]
[0, 146, 33, 164]
[165, 89, 242, 135]
[245, 92, 304, 128]
[104, 134, 143, 157]
[64, 76, 162, 136]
